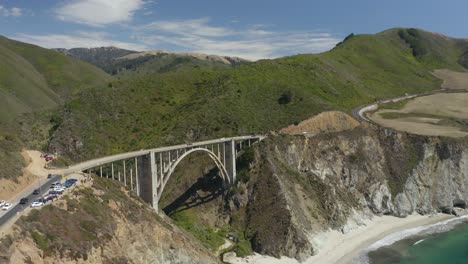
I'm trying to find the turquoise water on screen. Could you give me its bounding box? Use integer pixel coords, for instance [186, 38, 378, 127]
[367, 220, 468, 264]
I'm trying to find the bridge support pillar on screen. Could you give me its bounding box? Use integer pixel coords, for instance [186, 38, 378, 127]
[224, 139, 237, 185]
[137, 152, 158, 211]
[149, 151, 158, 211]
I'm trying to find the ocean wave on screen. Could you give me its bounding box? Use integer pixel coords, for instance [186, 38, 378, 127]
[352, 215, 468, 264]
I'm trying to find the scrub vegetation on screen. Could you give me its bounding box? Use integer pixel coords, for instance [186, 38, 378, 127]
[49, 28, 468, 162]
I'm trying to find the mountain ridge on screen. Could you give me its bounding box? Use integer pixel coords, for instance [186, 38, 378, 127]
[48, 27, 468, 162]
[54, 46, 250, 74]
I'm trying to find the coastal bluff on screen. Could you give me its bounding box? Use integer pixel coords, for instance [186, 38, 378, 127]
[232, 125, 468, 261]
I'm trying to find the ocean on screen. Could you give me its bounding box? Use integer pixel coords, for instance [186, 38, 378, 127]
[352, 215, 468, 264]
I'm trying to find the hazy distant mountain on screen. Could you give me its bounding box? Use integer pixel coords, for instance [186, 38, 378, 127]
[54, 46, 138, 71]
[117, 50, 250, 66]
[55, 46, 250, 74]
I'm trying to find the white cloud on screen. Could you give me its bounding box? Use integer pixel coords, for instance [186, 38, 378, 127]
[0, 5, 23, 17]
[142, 18, 235, 37]
[10, 14, 340, 60]
[55, 0, 145, 26]
[12, 32, 148, 51]
[134, 18, 341, 60]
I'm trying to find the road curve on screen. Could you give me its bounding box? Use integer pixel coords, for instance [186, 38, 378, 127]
[352, 88, 468, 123]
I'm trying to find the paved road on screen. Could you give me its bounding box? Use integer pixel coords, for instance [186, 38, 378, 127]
[0, 175, 61, 226]
[54, 135, 264, 175]
[351, 94, 417, 122]
[351, 88, 468, 123]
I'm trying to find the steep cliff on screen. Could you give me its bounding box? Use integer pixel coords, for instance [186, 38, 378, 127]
[235, 125, 468, 261]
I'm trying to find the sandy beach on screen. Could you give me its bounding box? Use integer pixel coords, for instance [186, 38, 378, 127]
[225, 213, 453, 264]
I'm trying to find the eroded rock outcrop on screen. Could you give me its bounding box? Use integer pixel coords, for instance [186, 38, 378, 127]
[239, 125, 468, 261]
[0, 177, 219, 264]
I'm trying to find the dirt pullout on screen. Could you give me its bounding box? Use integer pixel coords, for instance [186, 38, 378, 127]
[369, 93, 468, 138]
[280, 111, 359, 135]
[433, 69, 468, 89]
[369, 115, 468, 138]
[0, 150, 47, 201]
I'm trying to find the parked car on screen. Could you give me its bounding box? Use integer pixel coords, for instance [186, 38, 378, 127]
[19, 198, 29, 204]
[53, 186, 65, 192]
[50, 182, 60, 188]
[33, 189, 40, 195]
[64, 179, 77, 188]
[49, 190, 63, 195]
[44, 154, 54, 161]
[47, 174, 52, 179]
[0, 200, 5, 207]
[2, 203, 12, 210]
[30, 200, 44, 208]
[43, 194, 57, 202]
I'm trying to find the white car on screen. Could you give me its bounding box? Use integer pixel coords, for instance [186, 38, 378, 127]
[2, 203, 13, 210]
[0, 200, 5, 207]
[53, 187, 65, 192]
[50, 182, 61, 188]
[30, 201, 44, 208]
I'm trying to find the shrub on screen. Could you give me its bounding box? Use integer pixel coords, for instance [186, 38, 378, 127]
[398, 29, 427, 59]
[278, 91, 294, 105]
[235, 239, 252, 257]
[31, 231, 48, 251]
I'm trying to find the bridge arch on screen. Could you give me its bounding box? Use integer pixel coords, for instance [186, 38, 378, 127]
[71, 135, 265, 212]
[157, 147, 230, 203]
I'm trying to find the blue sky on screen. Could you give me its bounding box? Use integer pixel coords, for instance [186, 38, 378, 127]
[1, 0, 467, 60]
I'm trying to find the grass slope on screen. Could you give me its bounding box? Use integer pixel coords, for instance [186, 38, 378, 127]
[0, 37, 109, 99]
[48, 28, 468, 162]
[0, 36, 109, 179]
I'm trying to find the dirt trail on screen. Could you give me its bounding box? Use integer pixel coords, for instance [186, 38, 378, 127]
[0, 150, 48, 201]
[433, 69, 468, 89]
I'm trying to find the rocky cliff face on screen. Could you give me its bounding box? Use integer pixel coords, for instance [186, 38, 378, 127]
[237, 125, 468, 261]
[5, 124, 467, 263]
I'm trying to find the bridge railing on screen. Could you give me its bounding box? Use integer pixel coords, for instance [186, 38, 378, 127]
[58, 135, 265, 174]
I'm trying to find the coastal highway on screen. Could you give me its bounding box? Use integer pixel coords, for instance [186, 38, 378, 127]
[352, 88, 468, 123]
[351, 93, 417, 122]
[0, 174, 61, 226]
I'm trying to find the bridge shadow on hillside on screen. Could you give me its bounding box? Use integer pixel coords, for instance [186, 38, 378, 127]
[163, 168, 227, 216]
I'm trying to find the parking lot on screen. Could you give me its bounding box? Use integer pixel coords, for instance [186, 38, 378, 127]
[0, 175, 80, 227]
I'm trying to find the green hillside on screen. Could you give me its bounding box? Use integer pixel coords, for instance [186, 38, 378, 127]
[0, 36, 110, 179]
[0, 37, 109, 99]
[48, 28, 468, 162]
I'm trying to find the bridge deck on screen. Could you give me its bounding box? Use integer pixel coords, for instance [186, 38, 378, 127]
[54, 135, 264, 174]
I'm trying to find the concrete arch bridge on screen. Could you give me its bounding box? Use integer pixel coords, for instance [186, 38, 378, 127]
[59, 136, 264, 212]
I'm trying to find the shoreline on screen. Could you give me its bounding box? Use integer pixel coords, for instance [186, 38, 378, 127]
[337, 214, 453, 264]
[225, 213, 453, 264]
